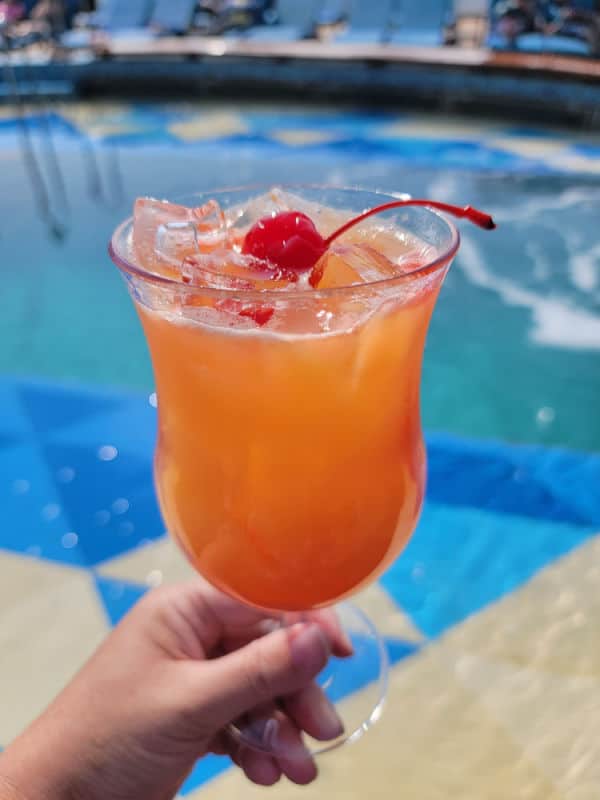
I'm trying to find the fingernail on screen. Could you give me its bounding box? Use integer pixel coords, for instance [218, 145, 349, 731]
[315, 694, 344, 740]
[338, 629, 354, 657]
[289, 623, 329, 672]
[247, 717, 280, 752]
[264, 718, 279, 750]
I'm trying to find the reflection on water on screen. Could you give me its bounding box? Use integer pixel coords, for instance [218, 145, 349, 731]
[0, 107, 598, 451]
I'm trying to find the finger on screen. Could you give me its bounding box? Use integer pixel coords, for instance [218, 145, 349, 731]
[220, 706, 318, 786]
[283, 681, 344, 742]
[221, 620, 280, 654]
[238, 747, 282, 787]
[283, 610, 353, 658]
[307, 609, 354, 658]
[223, 611, 353, 659]
[208, 731, 230, 756]
[186, 622, 331, 730]
[271, 710, 318, 786]
[213, 719, 283, 787]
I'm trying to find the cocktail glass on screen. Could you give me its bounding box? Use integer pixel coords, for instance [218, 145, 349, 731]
[109, 186, 459, 756]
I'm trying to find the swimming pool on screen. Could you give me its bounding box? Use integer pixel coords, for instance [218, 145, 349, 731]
[1, 100, 599, 451]
[1, 100, 600, 799]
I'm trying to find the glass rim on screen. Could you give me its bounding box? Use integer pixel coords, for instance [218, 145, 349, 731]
[108, 184, 461, 299]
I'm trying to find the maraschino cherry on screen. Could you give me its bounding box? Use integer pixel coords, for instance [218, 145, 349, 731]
[242, 199, 496, 276]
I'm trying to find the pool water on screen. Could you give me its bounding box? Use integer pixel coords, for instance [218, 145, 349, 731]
[1, 101, 599, 451]
[1, 100, 600, 800]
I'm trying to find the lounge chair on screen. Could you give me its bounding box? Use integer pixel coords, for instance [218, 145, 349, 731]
[387, 0, 452, 46]
[334, 0, 393, 44]
[516, 32, 592, 56]
[60, 0, 155, 48]
[151, 0, 198, 35]
[317, 0, 348, 27]
[239, 0, 320, 41]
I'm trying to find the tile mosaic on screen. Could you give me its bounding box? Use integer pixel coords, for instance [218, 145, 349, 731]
[0, 441, 85, 567]
[444, 533, 600, 679]
[192, 643, 563, 800]
[1, 374, 598, 796]
[98, 535, 195, 586]
[456, 653, 600, 799]
[169, 113, 249, 142]
[41, 441, 164, 566]
[93, 574, 148, 627]
[427, 433, 600, 526]
[18, 381, 122, 436]
[380, 502, 597, 639]
[0, 551, 108, 744]
[270, 129, 344, 146]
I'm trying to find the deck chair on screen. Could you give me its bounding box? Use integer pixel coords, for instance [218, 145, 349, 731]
[103, 0, 155, 30]
[61, 0, 154, 48]
[334, 0, 394, 44]
[317, 0, 348, 26]
[151, 0, 198, 35]
[516, 32, 592, 56]
[241, 0, 320, 41]
[388, 0, 451, 45]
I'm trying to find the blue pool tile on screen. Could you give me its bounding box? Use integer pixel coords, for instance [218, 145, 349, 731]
[381, 502, 598, 639]
[44, 393, 157, 461]
[0, 441, 85, 566]
[0, 112, 80, 138]
[179, 756, 232, 795]
[18, 382, 122, 436]
[42, 442, 164, 566]
[102, 130, 182, 148]
[0, 380, 32, 438]
[242, 108, 399, 136]
[426, 434, 599, 526]
[524, 449, 600, 530]
[321, 637, 419, 705]
[571, 143, 600, 158]
[94, 575, 148, 626]
[500, 125, 567, 139]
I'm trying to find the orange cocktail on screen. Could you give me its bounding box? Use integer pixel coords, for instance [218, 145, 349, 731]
[110, 187, 457, 611]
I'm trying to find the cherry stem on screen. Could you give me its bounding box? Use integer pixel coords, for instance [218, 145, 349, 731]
[324, 199, 496, 247]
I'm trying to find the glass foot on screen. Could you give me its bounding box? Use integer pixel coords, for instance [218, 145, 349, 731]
[228, 602, 389, 757]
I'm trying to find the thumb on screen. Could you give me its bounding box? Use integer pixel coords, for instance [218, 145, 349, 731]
[188, 622, 331, 731]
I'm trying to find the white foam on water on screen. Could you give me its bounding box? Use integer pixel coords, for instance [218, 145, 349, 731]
[491, 187, 596, 225]
[569, 241, 600, 294]
[525, 239, 551, 282]
[458, 235, 600, 352]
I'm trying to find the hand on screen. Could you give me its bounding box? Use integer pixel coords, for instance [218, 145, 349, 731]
[0, 580, 352, 800]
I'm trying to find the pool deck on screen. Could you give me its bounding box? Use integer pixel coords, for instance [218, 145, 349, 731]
[1, 378, 600, 799]
[1, 39, 600, 123]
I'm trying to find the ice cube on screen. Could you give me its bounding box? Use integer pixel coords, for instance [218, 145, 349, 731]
[352, 224, 436, 274]
[310, 243, 398, 290]
[155, 221, 199, 266]
[191, 200, 234, 249]
[133, 198, 235, 276]
[133, 198, 194, 273]
[181, 250, 296, 291]
[226, 188, 290, 230]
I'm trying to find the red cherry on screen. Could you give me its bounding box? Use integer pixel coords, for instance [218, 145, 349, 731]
[242, 211, 327, 274]
[238, 304, 274, 326]
[217, 298, 274, 327]
[243, 200, 496, 276]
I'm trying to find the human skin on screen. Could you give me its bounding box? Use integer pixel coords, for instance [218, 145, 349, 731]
[0, 580, 351, 800]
